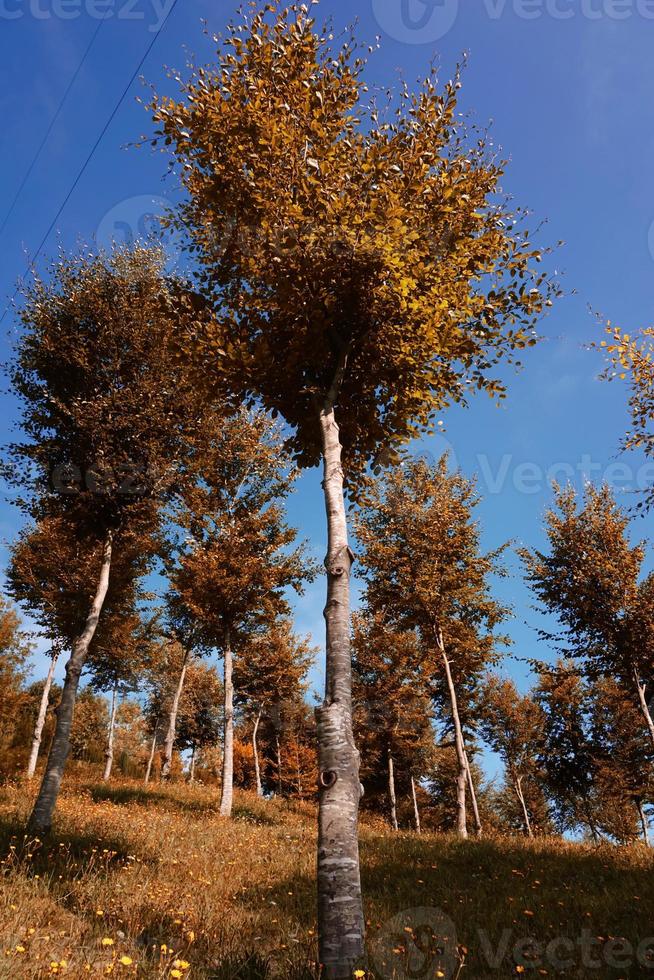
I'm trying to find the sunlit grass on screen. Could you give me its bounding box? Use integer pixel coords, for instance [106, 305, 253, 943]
[1, 771, 653, 978]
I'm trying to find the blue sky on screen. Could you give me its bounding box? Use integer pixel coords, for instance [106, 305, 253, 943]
[1, 0, 654, 710]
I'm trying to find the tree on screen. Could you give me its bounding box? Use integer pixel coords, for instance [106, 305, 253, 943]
[25, 648, 59, 780]
[354, 458, 507, 840]
[176, 661, 223, 782]
[151, 5, 555, 969]
[9, 245, 211, 833]
[479, 674, 547, 837]
[234, 618, 315, 797]
[169, 410, 313, 816]
[589, 677, 654, 844]
[0, 595, 31, 771]
[599, 324, 654, 509]
[87, 599, 157, 781]
[534, 662, 602, 840]
[522, 484, 654, 752]
[352, 613, 434, 830]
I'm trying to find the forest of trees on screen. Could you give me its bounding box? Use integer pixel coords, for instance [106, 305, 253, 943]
[2, 5, 654, 980]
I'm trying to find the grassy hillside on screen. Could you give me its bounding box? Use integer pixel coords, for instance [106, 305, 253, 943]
[1, 774, 653, 978]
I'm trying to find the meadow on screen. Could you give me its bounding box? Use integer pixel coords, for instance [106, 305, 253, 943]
[1, 771, 653, 979]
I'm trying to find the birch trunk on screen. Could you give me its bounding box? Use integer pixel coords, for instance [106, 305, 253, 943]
[188, 744, 196, 784]
[252, 709, 263, 797]
[219, 630, 234, 817]
[438, 633, 468, 839]
[634, 668, 654, 751]
[316, 405, 365, 979]
[161, 651, 189, 781]
[26, 653, 58, 780]
[144, 724, 158, 785]
[388, 751, 399, 831]
[514, 775, 533, 838]
[411, 776, 421, 834]
[27, 533, 112, 834]
[102, 682, 118, 782]
[637, 799, 650, 846]
[275, 733, 283, 795]
[465, 749, 483, 838]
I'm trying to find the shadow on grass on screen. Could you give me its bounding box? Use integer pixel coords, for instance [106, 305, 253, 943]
[89, 784, 220, 815]
[0, 811, 131, 883]
[253, 832, 654, 979]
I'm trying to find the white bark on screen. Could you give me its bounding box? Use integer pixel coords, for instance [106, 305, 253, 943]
[252, 708, 263, 797]
[28, 533, 112, 834]
[188, 744, 196, 784]
[144, 725, 158, 785]
[219, 630, 234, 817]
[465, 748, 483, 838]
[102, 683, 118, 782]
[634, 669, 654, 751]
[26, 653, 58, 780]
[515, 775, 533, 838]
[388, 751, 399, 831]
[316, 404, 365, 978]
[161, 651, 189, 781]
[411, 776, 421, 834]
[438, 632, 468, 839]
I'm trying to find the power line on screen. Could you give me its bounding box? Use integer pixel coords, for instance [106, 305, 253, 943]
[1, 0, 181, 326]
[0, 16, 105, 238]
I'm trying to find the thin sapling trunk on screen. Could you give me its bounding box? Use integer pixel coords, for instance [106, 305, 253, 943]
[219, 629, 234, 817]
[103, 682, 118, 782]
[161, 650, 189, 781]
[26, 652, 58, 780]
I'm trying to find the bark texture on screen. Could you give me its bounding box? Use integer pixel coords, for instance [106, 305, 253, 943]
[102, 683, 118, 782]
[26, 653, 58, 780]
[219, 631, 234, 817]
[27, 533, 112, 834]
[316, 406, 365, 979]
[388, 751, 399, 831]
[161, 652, 189, 781]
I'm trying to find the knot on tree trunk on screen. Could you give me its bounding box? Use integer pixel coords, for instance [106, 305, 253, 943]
[324, 545, 355, 578]
[319, 769, 338, 789]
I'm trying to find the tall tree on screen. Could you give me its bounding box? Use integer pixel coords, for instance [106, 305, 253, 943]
[522, 484, 654, 752]
[0, 595, 32, 771]
[352, 613, 434, 830]
[354, 458, 507, 840]
[151, 5, 555, 969]
[176, 661, 223, 783]
[534, 662, 602, 840]
[170, 410, 313, 816]
[479, 674, 547, 837]
[9, 245, 211, 833]
[234, 618, 315, 797]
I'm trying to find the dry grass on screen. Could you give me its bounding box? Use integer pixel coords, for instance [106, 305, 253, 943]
[1, 771, 653, 979]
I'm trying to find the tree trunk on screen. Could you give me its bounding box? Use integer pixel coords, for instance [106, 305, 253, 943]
[102, 682, 118, 782]
[144, 724, 158, 785]
[388, 750, 399, 831]
[315, 404, 365, 979]
[219, 630, 234, 817]
[438, 633, 468, 839]
[411, 776, 421, 834]
[161, 651, 189, 781]
[295, 743, 302, 796]
[637, 799, 650, 846]
[252, 708, 263, 797]
[275, 732, 283, 795]
[188, 744, 196, 784]
[27, 533, 112, 834]
[514, 775, 533, 838]
[465, 749, 483, 838]
[26, 653, 58, 780]
[634, 668, 654, 751]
